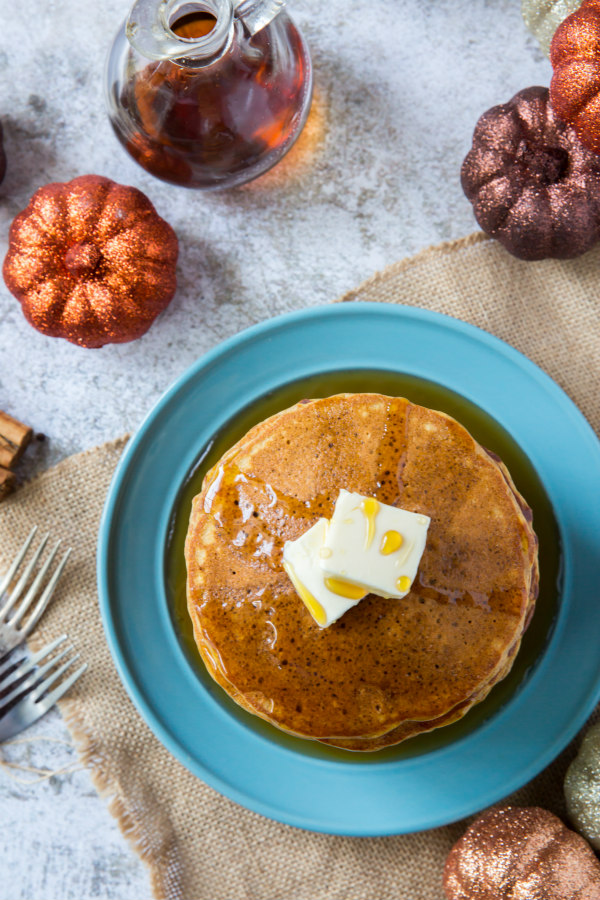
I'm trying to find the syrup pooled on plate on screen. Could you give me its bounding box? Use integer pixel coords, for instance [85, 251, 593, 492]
[165, 371, 560, 761]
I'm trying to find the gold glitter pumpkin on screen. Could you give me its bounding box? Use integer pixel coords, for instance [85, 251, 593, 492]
[522, 0, 581, 56]
[550, 0, 600, 154]
[565, 721, 600, 850]
[444, 806, 600, 900]
[2, 174, 178, 348]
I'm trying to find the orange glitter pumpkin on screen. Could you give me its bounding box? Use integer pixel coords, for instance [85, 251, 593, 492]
[3, 175, 178, 348]
[550, 0, 600, 154]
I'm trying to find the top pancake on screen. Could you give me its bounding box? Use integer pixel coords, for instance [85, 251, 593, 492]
[185, 394, 538, 747]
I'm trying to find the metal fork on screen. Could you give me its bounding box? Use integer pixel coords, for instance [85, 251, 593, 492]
[0, 527, 71, 662]
[0, 635, 87, 741]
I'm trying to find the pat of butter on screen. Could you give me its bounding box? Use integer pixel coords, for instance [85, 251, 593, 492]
[319, 490, 430, 600]
[282, 518, 367, 627]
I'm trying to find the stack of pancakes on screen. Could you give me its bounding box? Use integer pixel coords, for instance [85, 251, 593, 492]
[185, 394, 539, 751]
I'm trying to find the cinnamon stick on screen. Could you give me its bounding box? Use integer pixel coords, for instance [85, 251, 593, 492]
[0, 465, 16, 499]
[0, 410, 33, 468]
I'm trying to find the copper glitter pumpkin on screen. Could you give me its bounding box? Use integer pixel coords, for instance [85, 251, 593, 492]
[443, 806, 600, 900]
[461, 86, 600, 260]
[550, 0, 600, 154]
[0, 122, 6, 185]
[2, 175, 178, 348]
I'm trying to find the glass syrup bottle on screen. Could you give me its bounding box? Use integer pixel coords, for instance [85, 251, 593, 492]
[105, 0, 313, 189]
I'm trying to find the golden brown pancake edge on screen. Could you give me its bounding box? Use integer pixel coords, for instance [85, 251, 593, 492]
[185, 393, 539, 750]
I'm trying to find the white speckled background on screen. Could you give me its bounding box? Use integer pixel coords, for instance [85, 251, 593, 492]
[0, 1, 550, 897]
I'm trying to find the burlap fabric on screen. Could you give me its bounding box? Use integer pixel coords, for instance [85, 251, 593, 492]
[2, 231, 600, 900]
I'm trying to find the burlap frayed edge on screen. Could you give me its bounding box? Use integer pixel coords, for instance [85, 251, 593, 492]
[56, 694, 179, 900]
[20, 434, 182, 900]
[337, 230, 490, 304]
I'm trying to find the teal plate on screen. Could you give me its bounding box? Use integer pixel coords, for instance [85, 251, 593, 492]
[97, 303, 600, 835]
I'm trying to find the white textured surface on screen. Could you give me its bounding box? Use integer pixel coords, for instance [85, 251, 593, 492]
[0, 1, 550, 897]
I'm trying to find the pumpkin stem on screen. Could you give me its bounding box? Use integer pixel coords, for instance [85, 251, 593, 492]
[519, 142, 569, 185]
[65, 242, 102, 277]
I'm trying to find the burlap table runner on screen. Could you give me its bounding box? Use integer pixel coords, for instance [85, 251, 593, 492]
[2, 231, 600, 900]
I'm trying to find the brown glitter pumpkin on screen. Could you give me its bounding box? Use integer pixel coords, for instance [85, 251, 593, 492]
[550, 0, 600, 154]
[444, 806, 600, 900]
[2, 174, 178, 348]
[461, 86, 600, 260]
[0, 122, 6, 185]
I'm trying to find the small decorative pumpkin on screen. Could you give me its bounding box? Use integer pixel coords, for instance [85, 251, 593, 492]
[550, 0, 600, 153]
[565, 721, 600, 850]
[461, 86, 600, 260]
[0, 122, 6, 184]
[522, 0, 581, 56]
[3, 175, 178, 348]
[444, 806, 600, 900]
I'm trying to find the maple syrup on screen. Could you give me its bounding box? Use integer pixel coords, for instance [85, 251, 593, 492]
[171, 11, 216, 40]
[164, 370, 561, 762]
[106, 2, 312, 189]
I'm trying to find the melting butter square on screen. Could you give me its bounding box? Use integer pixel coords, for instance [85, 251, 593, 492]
[282, 518, 366, 627]
[319, 490, 430, 600]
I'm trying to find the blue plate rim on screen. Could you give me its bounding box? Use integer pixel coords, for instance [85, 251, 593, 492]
[97, 301, 600, 835]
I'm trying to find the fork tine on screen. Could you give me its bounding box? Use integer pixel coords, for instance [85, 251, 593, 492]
[0, 653, 23, 681]
[0, 659, 87, 743]
[30, 653, 81, 703]
[8, 541, 60, 628]
[0, 635, 67, 691]
[0, 532, 49, 622]
[17, 548, 71, 639]
[33, 661, 87, 714]
[0, 526, 37, 598]
[0, 643, 74, 709]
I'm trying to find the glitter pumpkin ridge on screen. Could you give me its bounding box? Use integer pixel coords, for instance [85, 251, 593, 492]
[2, 174, 178, 348]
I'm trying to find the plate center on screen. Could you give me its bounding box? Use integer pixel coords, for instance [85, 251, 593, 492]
[164, 369, 561, 763]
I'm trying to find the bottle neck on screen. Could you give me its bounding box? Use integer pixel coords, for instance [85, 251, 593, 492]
[127, 0, 234, 68]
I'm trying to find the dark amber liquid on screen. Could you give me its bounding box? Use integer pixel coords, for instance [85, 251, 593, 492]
[171, 12, 216, 40]
[115, 14, 310, 188]
[164, 370, 561, 762]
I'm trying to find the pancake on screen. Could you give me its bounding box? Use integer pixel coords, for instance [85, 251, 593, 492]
[185, 394, 539, 750]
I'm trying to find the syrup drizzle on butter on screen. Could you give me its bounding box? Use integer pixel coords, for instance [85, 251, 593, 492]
[323, 577, 367, 601]
[282, 560, 328, 626]
[396, 575, 411, 593]
[360, 497, 379, 550]
[380, 529, 403, 555]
